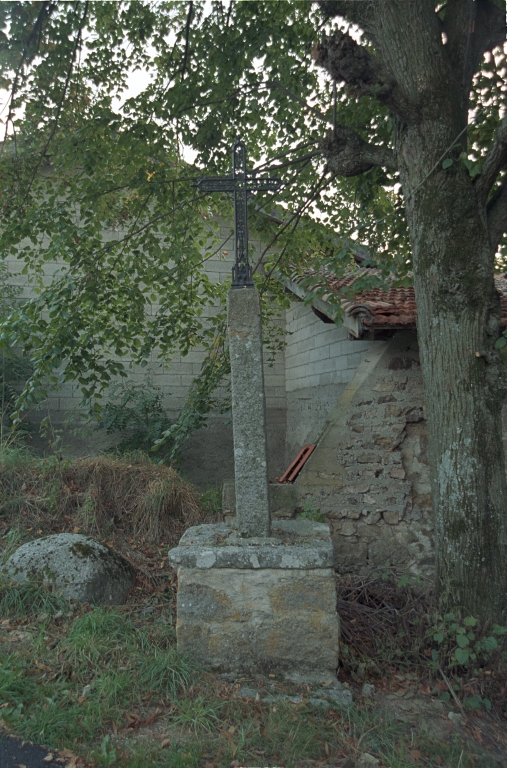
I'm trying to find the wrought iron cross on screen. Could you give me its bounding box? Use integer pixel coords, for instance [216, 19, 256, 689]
[195, 139, 281, 288]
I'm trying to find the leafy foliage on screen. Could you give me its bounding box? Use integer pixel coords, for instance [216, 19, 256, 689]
[0, 0, 410, 421]
[0, 0, 504, 426]
[0, 261, 33, 442]
[430, 613, 507, 674]
[97, 378, 172, 456]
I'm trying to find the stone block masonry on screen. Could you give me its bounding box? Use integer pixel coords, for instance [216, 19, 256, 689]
[296, 331, 434, 577]
[169, 520, 340, 682]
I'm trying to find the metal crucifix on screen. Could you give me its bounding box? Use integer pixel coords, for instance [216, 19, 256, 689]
[195, 139, 281, 288]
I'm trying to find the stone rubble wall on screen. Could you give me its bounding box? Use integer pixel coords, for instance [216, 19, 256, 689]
[296, 331, 434, 577]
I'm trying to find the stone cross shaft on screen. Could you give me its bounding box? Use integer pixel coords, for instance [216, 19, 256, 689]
[196, 140, 280, 537]
[227, 287, 271, 537]
[195, 139, 281, 288]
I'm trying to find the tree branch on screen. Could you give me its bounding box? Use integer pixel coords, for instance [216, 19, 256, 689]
[321, 127, 396, 177]
[318, 1, 376, 36]
[2, 2, 57, 145]
[444, 0, 505, 117]
[180, 1, 193, 80]
[313, 30, 417, 122]
[487, 176, 507, 254]
[21, 1, 89, 205]
[476, 115, 507, 204]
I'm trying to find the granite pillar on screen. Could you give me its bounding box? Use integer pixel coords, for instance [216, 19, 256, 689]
[227, 287, 271, 538]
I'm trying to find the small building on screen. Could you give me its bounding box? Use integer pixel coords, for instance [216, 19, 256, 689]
[6, 216, 507, 576]
[280, 270, 507, 577]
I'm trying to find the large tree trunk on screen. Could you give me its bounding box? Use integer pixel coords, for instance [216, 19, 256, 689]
[398, 125, 507, 622]
[317, 0, 507, 622]
[388, 8, 507, 622]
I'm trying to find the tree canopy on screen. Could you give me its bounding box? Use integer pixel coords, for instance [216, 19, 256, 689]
[0, 1, 503, 410]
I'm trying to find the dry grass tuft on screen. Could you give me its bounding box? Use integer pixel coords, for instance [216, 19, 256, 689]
[0, 449, 217, 548]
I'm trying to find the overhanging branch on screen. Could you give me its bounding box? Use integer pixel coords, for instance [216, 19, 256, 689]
[322, 127, 396, 176]
[476, 115, 507, 205]
[313, 30, 417, 122]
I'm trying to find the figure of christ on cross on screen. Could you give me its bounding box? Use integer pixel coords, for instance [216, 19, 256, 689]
[195, 139, 281, 287]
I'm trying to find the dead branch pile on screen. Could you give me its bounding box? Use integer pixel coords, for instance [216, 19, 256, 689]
[336, 573, 432, 664]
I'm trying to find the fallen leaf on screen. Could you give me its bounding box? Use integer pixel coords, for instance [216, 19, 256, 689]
[408, 749, 422, 763]
[72, 526, 80, 533]
[161, 738, 171, 748]
[325, 742, 330, 756]
[43, 755, 54, 762]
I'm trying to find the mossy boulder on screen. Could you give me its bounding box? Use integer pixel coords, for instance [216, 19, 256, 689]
[2, 533, 136, 604]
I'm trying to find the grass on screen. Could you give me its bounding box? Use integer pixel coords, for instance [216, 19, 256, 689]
[0, 447, 221, 547]
[0, 584, 503, 768]
[1, 449, 506, 766]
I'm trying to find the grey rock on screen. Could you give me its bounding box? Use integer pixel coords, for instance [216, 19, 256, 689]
[361, 683, 375, 697]
[2, 533, 135, 605]
[357, 754, 380, 768]
[448, 711, 465, 726]
[311, 685, 353, 709]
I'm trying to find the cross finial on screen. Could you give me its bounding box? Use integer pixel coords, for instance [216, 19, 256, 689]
[195, 140, 281, 288]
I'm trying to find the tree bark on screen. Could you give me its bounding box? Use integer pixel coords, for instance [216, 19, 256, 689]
[398, 128, 507, 623]
[319, 0, 507, 621]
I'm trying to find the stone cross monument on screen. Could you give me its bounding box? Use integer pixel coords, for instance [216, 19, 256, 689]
[195, 139, 281, 537]
[169, 141, 342, 687]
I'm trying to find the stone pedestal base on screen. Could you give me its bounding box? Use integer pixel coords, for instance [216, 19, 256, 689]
[169, 520, 339, 683]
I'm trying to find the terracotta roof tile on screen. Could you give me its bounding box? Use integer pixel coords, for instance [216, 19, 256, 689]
[289, 268, 507, 335]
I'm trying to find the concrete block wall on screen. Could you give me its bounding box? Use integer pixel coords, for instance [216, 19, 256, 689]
[284, 301, 372, 464]
[4, 221, 287, 486]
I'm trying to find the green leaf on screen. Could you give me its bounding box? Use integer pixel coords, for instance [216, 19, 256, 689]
[454, 647, 470, 665]
[442, 158, 453, 169]
[456, 634, 469, 648]
[433, 632, 444, 644]
[465, 694, 484, 710]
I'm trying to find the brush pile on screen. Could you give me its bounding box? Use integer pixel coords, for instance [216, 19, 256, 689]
[0, 448, 222, 593]
[336, 572, 507, 722]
